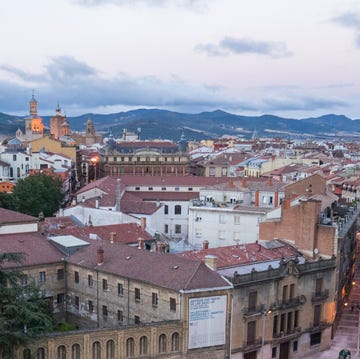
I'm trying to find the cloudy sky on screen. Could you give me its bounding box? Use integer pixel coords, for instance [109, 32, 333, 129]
[1, 0, 360, 119]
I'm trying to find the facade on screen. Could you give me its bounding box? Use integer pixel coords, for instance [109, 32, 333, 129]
[179, 240, 337, 359]
[50, 104, 71, 140]
[101, 141, 189, 177]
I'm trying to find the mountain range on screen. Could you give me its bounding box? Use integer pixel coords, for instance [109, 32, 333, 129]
[1, 109, 360, 142]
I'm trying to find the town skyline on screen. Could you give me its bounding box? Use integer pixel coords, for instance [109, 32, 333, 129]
[1, 0, 360, 118]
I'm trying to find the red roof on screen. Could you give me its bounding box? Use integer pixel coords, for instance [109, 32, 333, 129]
[67, 240, 230, 291]
[0, 208, 38, 225]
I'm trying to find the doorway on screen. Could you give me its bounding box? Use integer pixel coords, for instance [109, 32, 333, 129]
[280, 341, 290, 359]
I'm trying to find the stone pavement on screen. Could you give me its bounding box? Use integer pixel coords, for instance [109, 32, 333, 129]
[315, 268, 360, 359]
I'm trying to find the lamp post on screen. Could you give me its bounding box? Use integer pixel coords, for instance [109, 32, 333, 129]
[261, 309, 271, 359]
[90, 156, 98, 181]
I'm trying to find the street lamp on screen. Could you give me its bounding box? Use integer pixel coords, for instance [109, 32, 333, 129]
[90, 156, 98, 181]
[261, 309, 272, 359]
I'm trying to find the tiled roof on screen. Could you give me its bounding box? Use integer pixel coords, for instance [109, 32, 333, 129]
[0, 208, 38, 225]
[67, 240, 230, 291]
[0, 232, 63, 268]
[178, 241, 300, 269]
[76, 176, 124, 196]
[48, 222, 152, 244]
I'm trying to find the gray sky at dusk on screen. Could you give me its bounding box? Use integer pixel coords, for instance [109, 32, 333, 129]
[1, 0, 360, 118]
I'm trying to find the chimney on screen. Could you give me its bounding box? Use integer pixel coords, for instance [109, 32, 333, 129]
[283, 197, 291, 209]
[203, 240, 209, 250]
[242, 178, 247, 188]
[156, 242, 165, 253]
[138, 237, 145, 249]
[140, 217, 147, 231]
[254, 190, 259, 207]
[97, 247, 104, 265]
[228, 180, 234, 188]
[109, 232, 116, 243]
[204, 255, 217, 271]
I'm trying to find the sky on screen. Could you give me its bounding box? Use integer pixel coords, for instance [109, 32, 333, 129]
[1, 0, 360, 119]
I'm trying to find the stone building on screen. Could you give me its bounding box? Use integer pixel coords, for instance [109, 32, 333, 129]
[101, 141, 189, 177]
[0, 207, 233, 359]
[179, 240, 337, 359]
[50, 104, 71, 140]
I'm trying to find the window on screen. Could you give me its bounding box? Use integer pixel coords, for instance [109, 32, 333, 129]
[72, 344, 80, 359]
[218, 230, 226, 240]
[273, 315, 278, 336]
[293, 340, 298, 352]
[134, 315, 140, 324]
[162, 187, 166, 191]
[140, 336, 148, 355]
[152, 292, 158, 307]
[174, 205, 181, 215]
[282, 285, 288, 302]
[314, 304, 321, 326]
[39, 271, 46, 283]
[57, 345, 66, 359]
[287, 312, 292, 332]
[164, 205, 169, 215]
[92, 341, 101, 359]
[106, 340, 115, 359]
[221, 167, 227, 176]
[135, 287, 141, 302]
[219, 214, 225, 224]
[233, 231, 240, 242]
[170, 297, 176, 311]
[103, 278, 108, 291]
[315, 278, 323, 295]
[135, 187, 140, 191]
[188, 187, 193, 191]
[118, 283, 124, 296]
[117, 310, 123, 322]
[159, 334, 167, 353]
[57, 293, 64, 304]
[21, 274, 28, 286]
[248, 291, 257, 311]
[23, 348, 31, 359]
[310, 331, 321, 346]
[171, 332, 180, 352]
[74, 271, 79, 283]
[57, 268, 64, 280]
[234, 215, 241, 224]
[75, 296, 79, 309]
[126, 338, 135, 357]
[89, 300, 94, 313]
[103, 305, 108, 318]
[247, 321, 256, 345]
[88, 275, 93, 287]
[164, 224, 169, 234]
[272, 347, 277, 358]
[294, 310, 299, 328]
[175, 225, 181, 234]
[148, 187, 153, 191]
[290, 283, 295, 300]
[209, 167, 215, 176]
[37, 348, 46, 359]
[280, 313, 285, 333]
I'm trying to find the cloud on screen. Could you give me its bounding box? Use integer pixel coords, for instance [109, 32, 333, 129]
[333, 12, 360, 48]
[71, 0, 211, 10]
[0, 56, 350, 117]
[195, 36, 292, 58]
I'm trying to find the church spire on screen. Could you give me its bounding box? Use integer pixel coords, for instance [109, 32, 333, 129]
[29, 90, 38, 117]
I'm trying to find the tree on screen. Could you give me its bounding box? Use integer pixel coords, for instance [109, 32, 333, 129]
[0, 252, 54, 358]
[0, 192, 14, 210]
[12, 173, 64, 217]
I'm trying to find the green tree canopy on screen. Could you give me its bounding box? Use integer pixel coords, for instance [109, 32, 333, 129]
[0, 253, 54, 358]
[12, 173, 64, 217]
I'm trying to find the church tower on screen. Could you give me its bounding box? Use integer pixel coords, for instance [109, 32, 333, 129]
[85, 117, 96, 145]
[29, 92, 38, 117]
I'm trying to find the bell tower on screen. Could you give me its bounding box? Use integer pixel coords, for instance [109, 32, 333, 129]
[29, 91, 38, 117]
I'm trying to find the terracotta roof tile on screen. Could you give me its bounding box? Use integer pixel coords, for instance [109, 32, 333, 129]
[0, 208, 38, 225]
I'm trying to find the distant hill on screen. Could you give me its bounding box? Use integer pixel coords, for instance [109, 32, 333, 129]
[1, 109, 360, 141]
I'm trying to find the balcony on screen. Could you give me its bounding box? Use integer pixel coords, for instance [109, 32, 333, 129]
[273, 326, 302, 339]
[311, 289, 329, 303]
[242, 304, 265, 317]
[270, 295, 306, 311]
[242, 338, 263, 351]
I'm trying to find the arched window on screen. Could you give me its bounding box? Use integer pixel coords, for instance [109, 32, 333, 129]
[171, 332, 180, 352]
[139, 336, 148, 356]
[23, 348, 31, 359]
[159, 334, 167, 353]
[126, 338, 135, 358]
[72, 344, 81, 359]
[106, 340, 115, 359]
[57, 345, 66, 359]
[37, 347, 45, 359]
[174, 205, 181, 215]
[92, 341, 101, 359]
